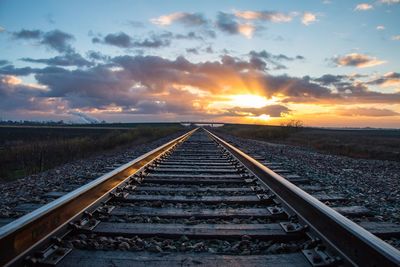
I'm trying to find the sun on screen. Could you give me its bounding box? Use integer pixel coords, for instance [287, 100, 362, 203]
[258, 114, 271, 121]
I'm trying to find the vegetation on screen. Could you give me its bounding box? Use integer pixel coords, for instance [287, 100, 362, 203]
[214, 123, 400, 161]
[215, 121, 304, 140]
[0, 124, 185, 181]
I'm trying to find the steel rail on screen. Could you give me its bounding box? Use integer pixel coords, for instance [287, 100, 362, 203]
[205, 128, 400, 267]
[0, 128, 197, 266]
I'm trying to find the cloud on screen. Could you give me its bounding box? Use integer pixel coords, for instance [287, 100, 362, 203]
[127, 20, 145, 28]
[225, 104, 290, 117]
[0, 65, 39, 76]
[367, 72, 400, 87]
[237, 24, 255, 38]
[69, 111, 100, 123]
[301, 12, 318, 25]
[0, 60, 10, 66]
[392, 35, 400, 41]
[173, 31, 205, 41]
[234, 10, 294, 23]
[12, 29, 42, 39]
[86, 51, 110, 62]
[40, 30, 74, 53]
[376, 25, 385, 30]
[0, 26, 5, 32]
[98, 32, 131, 48]
[216, 12, 258, 38]
[0, 74, 61, 114]
[186, 48, 199, 54]
[11, 29, 74, 53]
[354, 3, 374, 10]
[337, 107, 400, 117]
[331, 53, 386, 68]
[216, 12, 241, 35]
[249, 50, 304, 70]
[150, 12, 208, 27]
[2, 54, 400, 120]
[92, 32, 171, 48]
[314, 74, 347, 85]
[378, 0, 400, 4]
[21, 53, 93, 67]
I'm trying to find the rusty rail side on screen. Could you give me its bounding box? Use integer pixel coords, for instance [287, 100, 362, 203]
[0, 128, 197, 266]
[205, 128, 400, 267]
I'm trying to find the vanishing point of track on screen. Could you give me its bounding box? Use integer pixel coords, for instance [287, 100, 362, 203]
[0, 128, 399, 266]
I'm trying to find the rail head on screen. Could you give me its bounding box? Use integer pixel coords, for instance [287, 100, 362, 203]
[205, 128, 400, 267]
[0, 127, 197, 266]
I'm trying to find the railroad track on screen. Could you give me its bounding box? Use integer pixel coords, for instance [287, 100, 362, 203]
[0, 128, 399, 266]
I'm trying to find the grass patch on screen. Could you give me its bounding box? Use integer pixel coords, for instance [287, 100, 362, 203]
[213, 124, 400, 161]
[0, 124, 185, 181]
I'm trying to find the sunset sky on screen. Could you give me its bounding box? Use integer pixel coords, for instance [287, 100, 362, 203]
[0, 0, 399, 127]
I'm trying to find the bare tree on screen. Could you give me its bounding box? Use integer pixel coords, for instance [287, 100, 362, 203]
[281, 119, 304, 129]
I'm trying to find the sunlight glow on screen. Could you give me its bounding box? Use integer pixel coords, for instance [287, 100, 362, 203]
[228, 94, 275, 108]
[257, 114, 271, 120]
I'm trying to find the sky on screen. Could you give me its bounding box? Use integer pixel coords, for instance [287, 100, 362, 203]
[0, 0, 399, 127]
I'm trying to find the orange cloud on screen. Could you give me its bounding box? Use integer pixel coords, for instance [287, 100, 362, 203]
[301, 12, 318, 25]
[332, 53, 386, 68]
[354, 3, 374, 11]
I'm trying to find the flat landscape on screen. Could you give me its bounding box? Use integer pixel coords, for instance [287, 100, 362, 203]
[215, 124, 400, 161]
[0, 123, 184, 182]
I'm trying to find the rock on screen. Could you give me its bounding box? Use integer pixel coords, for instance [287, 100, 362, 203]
[118, 242, 130, 250]
[148, 245, 163, 253]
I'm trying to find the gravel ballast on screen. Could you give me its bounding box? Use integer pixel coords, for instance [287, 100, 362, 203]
[0, 132, 185, 220]
[216, 132, 400, 224]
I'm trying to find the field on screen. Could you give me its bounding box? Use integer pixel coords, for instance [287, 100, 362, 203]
[0, 123, 185, 181]
[213, 124, 400, 162]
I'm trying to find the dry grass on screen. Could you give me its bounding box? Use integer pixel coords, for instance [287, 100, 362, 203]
[0, 125, 184, 181]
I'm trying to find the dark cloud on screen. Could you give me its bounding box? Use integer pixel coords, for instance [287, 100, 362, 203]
[262, 75, 336, 101]
[11, 29, 74, 53]
[21, 53, 92, 67]
[2, 54, 400, 119]
[0, 74, 64, 113]
[216, 12, 240, 35]
[174, 32, 205, 41]
[186, 48, 199, 54]
[103, 32, 132, 48]
[86, 51, 110, 61]
[92, 32, 171, 48]
[0, 65, 38, 76]
[12, 29, 42, 39]
[0, 60, 10, 66]
[41, 30, 74, 53]
[314, 74, 346, 85]
[177, 13, 208, 26]
[133, 37, 171, 48]
[249, 50, 305, 70]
